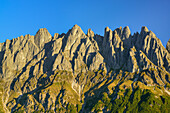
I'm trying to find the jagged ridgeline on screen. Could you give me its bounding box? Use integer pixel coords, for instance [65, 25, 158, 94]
[0, 25, 170, 113]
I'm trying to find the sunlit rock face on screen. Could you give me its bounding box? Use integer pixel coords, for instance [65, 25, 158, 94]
[0, 25, 169, 113]
[167, 39, 170, 53]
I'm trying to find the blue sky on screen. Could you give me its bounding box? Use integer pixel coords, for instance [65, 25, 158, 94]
[0, 0, 170, 47]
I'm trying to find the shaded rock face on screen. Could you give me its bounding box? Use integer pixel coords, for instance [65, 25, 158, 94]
[0, 25, 169, 113]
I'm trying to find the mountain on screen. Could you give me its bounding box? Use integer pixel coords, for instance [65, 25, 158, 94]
[0, 25, 170, 113]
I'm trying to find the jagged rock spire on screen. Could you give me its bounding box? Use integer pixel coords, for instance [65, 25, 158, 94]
[140, 26, 149, 36]
[122, 26, 131, 39]
[0, 25, 170, 113]
[87, 28, 94, 37]
[34, 28, 52, 49]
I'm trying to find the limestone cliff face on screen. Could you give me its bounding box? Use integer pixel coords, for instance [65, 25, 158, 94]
[0, 25, 169, 113]
[34, 28, 52, 49]
[167, 39, 170, 53]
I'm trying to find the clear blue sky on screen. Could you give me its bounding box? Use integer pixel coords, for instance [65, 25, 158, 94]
[0, 0, 170, 47]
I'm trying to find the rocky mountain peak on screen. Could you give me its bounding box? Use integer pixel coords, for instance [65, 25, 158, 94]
[87, 28, 94, 37]
[36, 28, 49, 33]
[35, 28, 51, 39]
[122, 26, 131, 39]
[114, 27, 123, 37]
[34, 28, 52, 49]
[141, 26, 149, 32]
[105, 26, 110, 32]
[73, 24, 80, 29]
[140, 26, 149, 36]
[69, 24, 84, 36]
[0, 25, 170, 113]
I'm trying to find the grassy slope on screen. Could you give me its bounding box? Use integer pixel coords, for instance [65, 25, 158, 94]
[4, 69, 170, 113]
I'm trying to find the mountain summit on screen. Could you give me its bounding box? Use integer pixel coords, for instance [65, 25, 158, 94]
[0, 25, 169, 113]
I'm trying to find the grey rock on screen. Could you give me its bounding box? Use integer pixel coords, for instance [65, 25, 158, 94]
[0, 24, 169, 112]
[34, 28, 52, 49]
